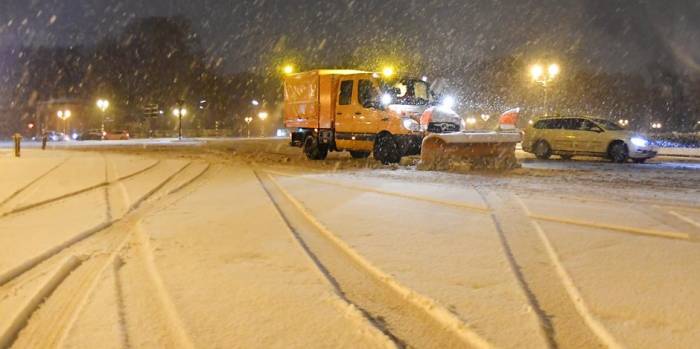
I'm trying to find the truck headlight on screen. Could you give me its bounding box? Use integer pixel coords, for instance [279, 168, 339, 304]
[441, 96, 455, 110]
[630, 137, 649, 147]
[381, 94, 393, 106]
[402, 118, 420, 132]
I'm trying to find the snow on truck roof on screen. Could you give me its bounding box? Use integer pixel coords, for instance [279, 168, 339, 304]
[289, 69, 372, 76]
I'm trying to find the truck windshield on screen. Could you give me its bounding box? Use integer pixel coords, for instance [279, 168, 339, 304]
[392, 79, 431, 106]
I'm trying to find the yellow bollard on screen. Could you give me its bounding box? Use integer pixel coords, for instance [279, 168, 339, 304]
[13, 133, 22, 157]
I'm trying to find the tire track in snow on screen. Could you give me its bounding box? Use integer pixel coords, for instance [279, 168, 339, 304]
[266, 169, 693, 241]
[477, 188, 608, 349]
[254, 170, 399, 349]
[527, 214, 689, 241]
[260, 170, 493, 349]
[265, 169, 491, 213]
[668, 211, 700, 228]
[0, 256, 81, 348]
[0, 159, 161, 219]
[0, 156, 71, 209]
[1, 160, 210, 348]
[121, 224, 197, 349]
[112, 258, 131, 349]
[0, 160, 191, 287]
[514, 195, 625, 349]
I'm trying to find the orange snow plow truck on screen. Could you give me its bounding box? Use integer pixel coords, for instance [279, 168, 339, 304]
[284, 69, 522, 169]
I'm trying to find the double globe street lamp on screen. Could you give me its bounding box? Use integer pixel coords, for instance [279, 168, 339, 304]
[57, 109, 72, 134]
[530, 63, 560, 115]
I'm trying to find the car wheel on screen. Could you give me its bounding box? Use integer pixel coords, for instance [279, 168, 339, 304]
[534, 140, 552, 160]
[609, 142, 629, 163]
[303, 135, 328, 160]
[632, 158, 647, 164]
[349, 151, 371, 159]
[560, 155, 573, 160]
[373, 133, 401, 164]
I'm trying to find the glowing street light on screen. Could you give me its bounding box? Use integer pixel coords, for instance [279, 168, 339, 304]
[283, 64, 295, 75]
[382, 66, 395, 78]
[258, 111, 269, 137]
[530, 62, 561, 115]
[530, 65, 544, 80]
[96, 99, 109, 134]
[173, 101, 187, 140]
[251, 99, 260, 106]
[172, 107, 187, 117]
[548, 63, 560, 78]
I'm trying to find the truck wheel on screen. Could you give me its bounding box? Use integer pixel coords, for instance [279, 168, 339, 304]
[373, 133, 401, 164]
[349, 151, 371, 159]
[609, 142, 628, 163]
[303, 135, 328, 160]
[534, 140, 552, 160]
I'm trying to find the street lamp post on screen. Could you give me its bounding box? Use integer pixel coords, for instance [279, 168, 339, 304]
[244, 116, 253, 137]
[172, 101, 187, 140]
[96, 99, 109, 136]
[57, 109, 72, 134]
[530, 63, 560, 115]
[257, 111, 268, 137]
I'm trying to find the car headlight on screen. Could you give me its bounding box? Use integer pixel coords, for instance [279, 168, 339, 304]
[630, 137, 649, 147]
[402, 118, 420, 132]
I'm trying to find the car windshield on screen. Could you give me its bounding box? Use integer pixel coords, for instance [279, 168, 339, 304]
[593, 119, 624, 131]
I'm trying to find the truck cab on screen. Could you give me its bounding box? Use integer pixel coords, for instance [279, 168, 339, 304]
[285, 70, 423, 163]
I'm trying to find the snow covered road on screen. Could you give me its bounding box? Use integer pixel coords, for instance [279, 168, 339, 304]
[0, 144, 698, 348]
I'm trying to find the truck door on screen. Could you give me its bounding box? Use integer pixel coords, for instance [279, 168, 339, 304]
[334, 76, 376, 151]
[334, 79, 357, 134]
[356, 78, 386, 134]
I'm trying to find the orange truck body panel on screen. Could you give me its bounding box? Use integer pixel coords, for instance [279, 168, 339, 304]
[284, 69, 370, 130]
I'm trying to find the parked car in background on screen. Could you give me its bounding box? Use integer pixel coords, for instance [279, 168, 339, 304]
[77, 129, 104, 140]
[523, 116, 657, 163]
[104, 130, 130, 140]
[46, 131, 70, 142]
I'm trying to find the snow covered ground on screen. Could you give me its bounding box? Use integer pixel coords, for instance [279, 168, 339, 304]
[0, 141, 698, 348]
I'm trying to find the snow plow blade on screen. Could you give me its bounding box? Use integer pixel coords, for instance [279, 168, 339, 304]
[418, 131, 522, 171]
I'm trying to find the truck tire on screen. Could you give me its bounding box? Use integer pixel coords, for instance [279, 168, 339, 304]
[303, 135, 328, 160]
[349, 151, 371, 159]
[373, 133, 401, 164]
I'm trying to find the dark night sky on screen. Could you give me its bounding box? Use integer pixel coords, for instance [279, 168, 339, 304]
[1, 0, 699, 76]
